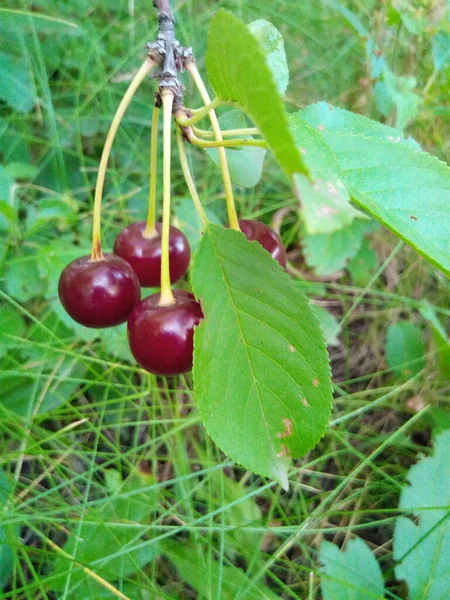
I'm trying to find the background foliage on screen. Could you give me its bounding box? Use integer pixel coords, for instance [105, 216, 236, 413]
[0, 0, 449, 598]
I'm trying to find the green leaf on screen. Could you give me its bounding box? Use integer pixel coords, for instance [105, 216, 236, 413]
[294, 173, 361, 234]
[301, 102, 450, 277]
[420, 305, 450, 379]
[432, 31, 450, 72]
[192, 225, 332, 488]
[394, 430, 450, 599]
[0, 303, 26, 358]
[320, 538, 385, 599]
[0, 52, 36, 113]
[206, 11, 306, 176]
[313, 305, 341, 347]
[0, 468, 16, 591]
[0, 166, 14, 203]
[52, 469, 159, 592]
[173, 197, 222, 251]
[347, 239, 379, 287]
[4, 256, 47, 302]
[303, 219, 377, 277]
[374, 67, 422, 130]
[162, 542, 280, 600]
[385, 321, 426, 379]
[289, 113, 364, 234]
[248, 20, 289, 95]
[206, 111, 267, 188]
[197, 472, 263, 554]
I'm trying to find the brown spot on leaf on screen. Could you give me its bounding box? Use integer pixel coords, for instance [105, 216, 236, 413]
[410, 215, 418, 221]
[276, 418, 293, 439]
[300, 147, 308, 154]
[312, 378, 319, 387]
[277, 444, 292, 458]
[288, 344, 296, 353]
[302, 397, 311, 408]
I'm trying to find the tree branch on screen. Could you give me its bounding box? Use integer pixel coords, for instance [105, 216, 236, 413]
[148, 0, 193, 109]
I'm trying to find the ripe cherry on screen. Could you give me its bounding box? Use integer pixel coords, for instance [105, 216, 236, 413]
[113, 222, 190, 288]
[127, 289, 203, 376]
[58, 254, 141, 328]
[238, 219, 287, 268]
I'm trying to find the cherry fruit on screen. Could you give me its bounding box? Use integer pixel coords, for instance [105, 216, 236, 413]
[239, 219, 287, 268]
[113, 222, 190, 288]
[58, 254, 141, 328]
[127, 289, 203, 376]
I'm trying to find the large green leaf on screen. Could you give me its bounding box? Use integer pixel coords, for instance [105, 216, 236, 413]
[192, 225, 332, 488]
[248, 20, 289, 95]
[385, 321, 426, 379]
[394, 431, 450, 599]
[320, 538, 385, 600]
[300, 103, 450, 276]
[206, 10, 306, 176]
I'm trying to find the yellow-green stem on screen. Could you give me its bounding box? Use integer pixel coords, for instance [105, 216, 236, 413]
[186, 63, 239, 230]
[176, 127, 207, 228]
[91, 57, 155, 260]
[144, 104, 161, 238]
[158, 91, 176, 307]
[175, 98, 222, 126]
[187, 130, 267, 149]
[193, 125, 260, 138]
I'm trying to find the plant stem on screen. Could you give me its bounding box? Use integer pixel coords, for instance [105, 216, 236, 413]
[144, 103, 161, 238]
[175, 98, 222, 127]
[158, 91, 176, 307]
[193, 125, 260, 138]
[186, 130, 267, 149]
[186, 62, 239, 230]
[176, 127, 207, 227]
[91, 57, 155, 261]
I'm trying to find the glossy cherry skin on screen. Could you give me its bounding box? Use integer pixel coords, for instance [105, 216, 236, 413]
[127, 289, 203, 376]
[239, 219, 287, 268]
[113, 222, 190, 288]
[58, 254, 141, 328]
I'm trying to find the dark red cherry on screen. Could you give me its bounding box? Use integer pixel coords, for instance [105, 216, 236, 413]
[239, 219, 287, 268]
[113, 222, 190, 288]
[58, 254, 141, 328]
[127, 289, 203, 376]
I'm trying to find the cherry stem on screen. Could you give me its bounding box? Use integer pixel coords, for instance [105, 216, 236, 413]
[186, 62, 240, 231]
[91, 57, 155, 261]
[144, 102, 161, 238]
[176, 127, 208, 228]
[158, 91, 176, 307]
[193, 125, 261, 138]
[186, 129, 267, 149]
[175, 98, 222, 127]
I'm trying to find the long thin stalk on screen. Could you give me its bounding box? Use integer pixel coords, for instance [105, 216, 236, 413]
[193, 125, 260, 138]
[144, 103, 161, 237]
[187, 131, 267, 149]
[91, 57, 156, 260]
[186, 62, 239, 230]
[158, 91, 176, 307]
[175, 98, 222, 126]
[176, 127, 207, 227]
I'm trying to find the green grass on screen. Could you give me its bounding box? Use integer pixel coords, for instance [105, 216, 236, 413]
[0, 0, 449, 598]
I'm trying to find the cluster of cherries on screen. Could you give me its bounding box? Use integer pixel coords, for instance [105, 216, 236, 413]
[58, 219, 287, 376]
